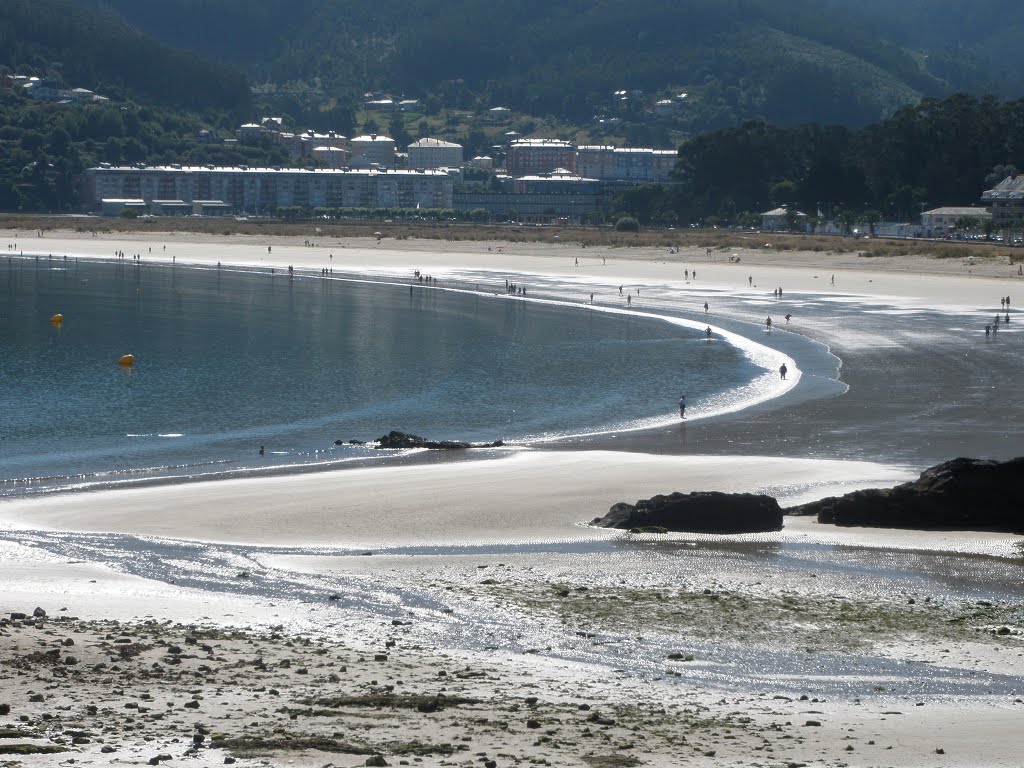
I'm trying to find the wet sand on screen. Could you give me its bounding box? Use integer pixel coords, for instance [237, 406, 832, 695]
[2, 227, 1023, 767]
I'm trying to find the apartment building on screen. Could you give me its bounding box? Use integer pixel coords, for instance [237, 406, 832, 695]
[350, 134, 397, 168]
[84, 165, 453, 213]
[507, 139, 576, 176]
[981, 174, 1024, 226]
[407, 138, 464, 170]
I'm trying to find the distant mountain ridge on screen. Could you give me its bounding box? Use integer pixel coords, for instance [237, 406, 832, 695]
[84, 0, 1024, 131]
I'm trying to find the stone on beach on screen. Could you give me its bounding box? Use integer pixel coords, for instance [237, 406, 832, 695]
[593, 490, 783, 533]
[374, 430, 503, 450]
[787, 456, 1024, 531]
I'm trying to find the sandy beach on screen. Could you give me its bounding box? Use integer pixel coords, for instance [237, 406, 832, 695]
[2, 227, 1023, 767]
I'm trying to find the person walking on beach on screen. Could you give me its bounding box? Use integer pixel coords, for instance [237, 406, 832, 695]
[831, 274, 835, 286]
[704, 301, 709, 314]
[779, 363, 788, 380]
[678, 395, 686, 419]
[748, 275, 753, 286]
[766, 316, 772, 331]
[705, 326, 712, 340]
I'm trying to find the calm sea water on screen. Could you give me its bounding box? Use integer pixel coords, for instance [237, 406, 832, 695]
[1, 256, 763, 495]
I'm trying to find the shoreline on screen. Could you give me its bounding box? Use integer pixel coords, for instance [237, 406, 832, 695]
[2, 241, 827, 499]
[3, 226, 1024, 767]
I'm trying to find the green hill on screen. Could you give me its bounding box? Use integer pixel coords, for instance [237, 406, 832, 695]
[86, 0, 1024, 132]
[0, 0, 251, 114]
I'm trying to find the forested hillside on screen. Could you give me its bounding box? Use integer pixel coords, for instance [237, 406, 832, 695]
[88, 0, 1024, 132]
[0, 0, 251, 114]
[826, 0, 1024, 95]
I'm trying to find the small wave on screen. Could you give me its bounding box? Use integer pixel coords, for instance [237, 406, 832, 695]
[1, 458, 236, 487]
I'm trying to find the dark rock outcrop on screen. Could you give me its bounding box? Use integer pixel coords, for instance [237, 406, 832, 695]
[374, 431, 503, 450]
[787, 457, 1024, 532]
[593, 491, 783, 534]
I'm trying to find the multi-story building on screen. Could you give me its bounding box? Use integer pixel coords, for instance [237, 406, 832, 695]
[407, 138, 464, 170]
[981, 175, 1024, 227]
[83, 165, 453, 214]
[454, 170, 608, 223]
[611, 148, 677, 182]
[920, 206, 992, 235]
[575, 146, 617, 180]
[350, 135, 397, 168]
[312, 146, 351, 168]
[507, 139, 575, 176]
[574, 146, 676, 182]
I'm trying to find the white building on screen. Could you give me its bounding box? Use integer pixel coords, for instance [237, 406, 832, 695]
[312, 146, 350, 168]
[407, 138, 463, 170]
[350, 134, 396, 168]
[84, 165, 453, 213]
[761, 207, 810, 232]
[920, 206, 992, 235]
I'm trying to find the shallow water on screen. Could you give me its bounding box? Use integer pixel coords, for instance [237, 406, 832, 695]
[3, 256, 779, 495]
[0, 257, 806, 499]
[4, 525, 1021, 698]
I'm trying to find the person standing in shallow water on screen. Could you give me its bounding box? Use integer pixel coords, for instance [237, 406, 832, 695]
[678, 395, 686, 419]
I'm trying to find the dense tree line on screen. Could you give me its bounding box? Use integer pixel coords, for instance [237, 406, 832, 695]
[0, 0, 251, 115]
[614, 94, 1024, 227]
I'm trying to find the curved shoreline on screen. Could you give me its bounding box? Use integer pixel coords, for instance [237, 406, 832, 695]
[2, 251, 840, 497]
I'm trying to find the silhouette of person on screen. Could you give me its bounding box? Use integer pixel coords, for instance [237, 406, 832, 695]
[678, 395, 686, 419]
[779, 363, 788, 380]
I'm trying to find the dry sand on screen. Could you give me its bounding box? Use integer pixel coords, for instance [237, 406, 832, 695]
[2, 227, 1023, 767]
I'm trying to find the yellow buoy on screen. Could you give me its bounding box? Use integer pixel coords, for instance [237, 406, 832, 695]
[117, 354, 135, 367]
[50, 313, 63, 326]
